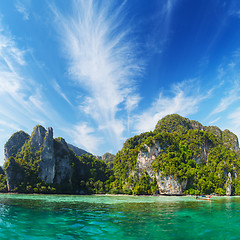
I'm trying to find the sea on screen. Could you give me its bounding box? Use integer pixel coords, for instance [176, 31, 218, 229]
[0, 194, 239, 240]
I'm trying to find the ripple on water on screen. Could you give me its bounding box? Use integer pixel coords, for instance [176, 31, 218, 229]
[0, 195, 239, 239]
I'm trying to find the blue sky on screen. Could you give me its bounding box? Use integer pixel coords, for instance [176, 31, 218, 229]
[0, 0, 240, 165]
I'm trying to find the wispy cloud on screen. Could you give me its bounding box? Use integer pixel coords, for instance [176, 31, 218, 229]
[208, 117, 221, 125]
[211, 81, 240, 115]
[211, 50, 240, 116]
[15, 1, 30, 21]
[0, 21, 64, 130]
[70, 123, 102, 154]
[146, 0, 177, 55]
[52, 0, 142, 151]
[134, 80, 206, 133]
[52, 79, 72, 105]
[226, 107, 240, 143]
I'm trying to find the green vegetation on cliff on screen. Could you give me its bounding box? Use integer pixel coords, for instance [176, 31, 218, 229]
[2, 115, 240, 195]
[111, 114, 240, 195]
[3, 126, 111, 194]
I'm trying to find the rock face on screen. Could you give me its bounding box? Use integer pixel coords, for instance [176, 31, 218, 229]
[4, 131, 29, 162]
[67, 143, 90, 157]
[4, 126, 80, 191]
[222, 130, 239, 151]
[225, 172, 232, 196]
[54, 138, 72, 185]
[137, 143, 160, 178]
[5, 157, 24, 192]
[30, 125, 46, 154]
[114, 114, 240, 195]
[156, 175, 187, 195]
[194, 140, 209, 164]
[39, 127, 55, 184]
[137, 142, 187, 195]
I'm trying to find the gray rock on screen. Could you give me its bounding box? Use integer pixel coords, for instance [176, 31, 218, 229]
[137, 141, 187, 195]
[4, 125, 91, 192]
[30, 125, 46, 154]
[4, 130, 29, 161]
[6, 157, 24, 191]
[39, 127, 55, 184]
[137, 142, 161, 178]
[222, 130, 239, 151]
[54, 138, 72, 185]
[156, 174, 187, 195]
[67, 143, 90, 156]
[225, 172, 232, 196]
[194, 141, 209, 164]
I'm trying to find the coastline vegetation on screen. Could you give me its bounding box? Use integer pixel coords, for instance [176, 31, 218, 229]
[2, 114, 240, 196]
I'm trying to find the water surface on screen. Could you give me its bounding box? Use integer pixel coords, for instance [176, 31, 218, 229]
[0, 194, 239, 239]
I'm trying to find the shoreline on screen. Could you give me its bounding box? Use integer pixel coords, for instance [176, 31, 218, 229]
[0, 192, 235, 197]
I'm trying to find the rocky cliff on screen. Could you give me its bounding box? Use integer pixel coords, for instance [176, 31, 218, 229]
[4, 125, 108, 194]
[67, 143, 90, 157]
[38, 127, 55, 184]
[113, 114, 240, 195]
[137, 142, 187, 195]
[3, 114, 240, 196]
[4, 130, 29, 162]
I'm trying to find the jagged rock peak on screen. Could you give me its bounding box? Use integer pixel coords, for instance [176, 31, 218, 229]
[67, 143, 90, 157]
[30, 125, 47, 153]
[222, 129, 239, 150]
[155, 114, 239, 151]
[39, 126, 55, 184]
[4, 130, 30, 161]
[155, 114, 203, 133]
[55, 137, 69, 152]
[47, 127, 53, 135]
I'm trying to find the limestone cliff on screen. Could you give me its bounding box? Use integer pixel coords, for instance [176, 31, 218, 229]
[39, 127, 55, 184]
[156, 175, 187, 195]
[113, 114, 240, 195]
[67, 143, 90, 157]
[5, 157, 24, 192]
[30, 125, 46, 154]
[4, 126, 86, 192]
[54, 138, 72, 185]
[4, 130, 29, 162]
[137, 142, 187, 195]
[4, 125, 108, 194]
[225, 172, 232, 196]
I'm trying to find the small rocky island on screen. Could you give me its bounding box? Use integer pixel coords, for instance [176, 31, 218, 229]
[1, 114, 240, 195]
[4, 125, 109, 194]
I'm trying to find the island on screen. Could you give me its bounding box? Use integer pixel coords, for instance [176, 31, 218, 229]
[1, 114, 239, 196]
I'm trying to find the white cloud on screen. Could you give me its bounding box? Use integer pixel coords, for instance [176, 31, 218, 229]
[15, 1, 30, 21]
[52, 79, 72, 105]
[211, 82, 240, 115]
[227, 108, 240, 141]
[52, 0, 142, 147]
[71, 123, 102, 154]
[0, 21, 65, 135]
[134, 80, 205, 133]
[125, 95, 141, 113]
[146, 0, 177, 55]
[208, 117, 221, 125]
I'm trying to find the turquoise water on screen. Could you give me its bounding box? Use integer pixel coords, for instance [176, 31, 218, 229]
[0, 194, 239, 240]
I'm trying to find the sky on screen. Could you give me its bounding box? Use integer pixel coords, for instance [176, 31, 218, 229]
[0, 0, 240, 165]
